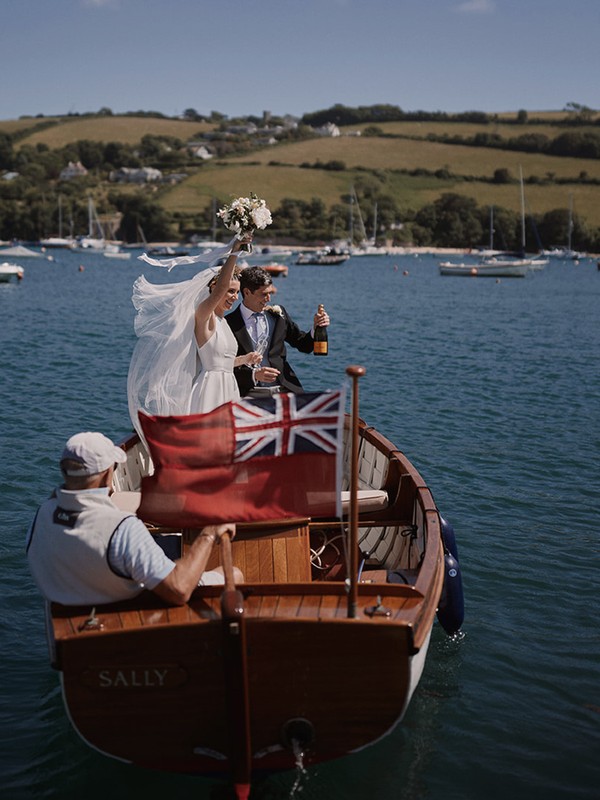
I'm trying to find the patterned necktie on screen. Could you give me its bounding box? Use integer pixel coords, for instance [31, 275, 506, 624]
[251, 311, 266, 343]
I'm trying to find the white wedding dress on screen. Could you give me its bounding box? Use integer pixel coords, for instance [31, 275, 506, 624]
[190, 316, 240, 413]
[127, 245, 239, 442]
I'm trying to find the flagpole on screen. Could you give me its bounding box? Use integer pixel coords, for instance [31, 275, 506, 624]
[219, 532, 252, 800]
[346, 365, 366, 618]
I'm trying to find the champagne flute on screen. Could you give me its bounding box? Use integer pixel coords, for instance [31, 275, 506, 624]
[252, 332, 269, 371]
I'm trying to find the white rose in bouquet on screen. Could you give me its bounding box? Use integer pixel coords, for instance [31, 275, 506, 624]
[250, 204, 272, 231]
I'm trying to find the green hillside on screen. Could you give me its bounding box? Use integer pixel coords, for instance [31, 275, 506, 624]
[5, 116, 213, 148]
[1, 109, 599, 244]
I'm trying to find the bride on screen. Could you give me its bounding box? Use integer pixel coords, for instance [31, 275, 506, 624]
[127, 235, 276, 439]
[191, 236, 271, 412]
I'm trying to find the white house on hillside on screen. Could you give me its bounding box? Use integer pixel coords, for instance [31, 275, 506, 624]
[314, 122, 340, 137]
[187, 143, 214, 160]
[59, 161, 88, 180]
[109, 167, 162, 184]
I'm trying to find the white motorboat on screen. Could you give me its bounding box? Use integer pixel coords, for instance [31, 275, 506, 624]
[350, 243, 389, 257]
[0, 262, 24, 282]
[39, 237, 76, 249]
[102, 247, 132, 260]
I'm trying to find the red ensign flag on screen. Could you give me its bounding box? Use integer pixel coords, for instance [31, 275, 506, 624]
[137, 390, 344, 526]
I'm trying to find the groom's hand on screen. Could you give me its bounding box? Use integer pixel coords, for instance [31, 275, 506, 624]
[255, 367, 280, 383]
[314, 308, 330, 327]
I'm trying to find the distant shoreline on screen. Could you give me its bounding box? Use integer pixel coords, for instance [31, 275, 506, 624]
[2, 240, 597, 259]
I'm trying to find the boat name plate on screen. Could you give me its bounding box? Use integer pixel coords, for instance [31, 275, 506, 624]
[80, 664, 187, 690]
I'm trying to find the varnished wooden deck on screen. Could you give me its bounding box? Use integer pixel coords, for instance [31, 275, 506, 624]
[49, 412, 446, 775]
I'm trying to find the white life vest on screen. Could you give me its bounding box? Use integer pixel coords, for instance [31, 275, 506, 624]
[27, 488, 142, 605]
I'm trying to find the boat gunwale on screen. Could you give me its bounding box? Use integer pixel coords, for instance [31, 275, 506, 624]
[107, 417, 444, 654]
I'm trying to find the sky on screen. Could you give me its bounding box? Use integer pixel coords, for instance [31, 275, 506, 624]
[2, 0, 599, 121]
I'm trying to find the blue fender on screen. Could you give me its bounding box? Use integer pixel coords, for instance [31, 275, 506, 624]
[440, 516, 459, 559]
[437, 517, 464, 636]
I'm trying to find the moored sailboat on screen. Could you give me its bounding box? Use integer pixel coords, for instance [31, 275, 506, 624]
[438, 259, 530, 277]
[348, 189, 389, 256]
[75, 196, 130, 258]
[439, 168, 548, 277]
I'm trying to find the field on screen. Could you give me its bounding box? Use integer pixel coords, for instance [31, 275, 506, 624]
[227, 136, 600, 182]
[2, 112, 599, 227]
[4, 116, 212, 147]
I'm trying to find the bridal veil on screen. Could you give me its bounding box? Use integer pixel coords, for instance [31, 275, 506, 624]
[127, 241, 235, 440]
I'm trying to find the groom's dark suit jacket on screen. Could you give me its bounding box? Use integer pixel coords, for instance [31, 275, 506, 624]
[226, 304, 314, 396]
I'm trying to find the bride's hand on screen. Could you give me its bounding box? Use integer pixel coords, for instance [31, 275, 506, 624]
[242, 351, 261, 367]
[255, 366, 280, 383]
[235, 232, 253, 252]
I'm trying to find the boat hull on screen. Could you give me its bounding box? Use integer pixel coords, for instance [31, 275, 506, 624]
[439, 261, 529, 277]
[55, 593, 429, 774]
[295, 252, 349, 265]
[0, 262, 24, 282]
[49, 415, 447, 778]
[260, 262, 289, 277]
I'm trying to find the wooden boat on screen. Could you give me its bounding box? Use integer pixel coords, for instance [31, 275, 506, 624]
[0, 262, 24, 282]
[47, 368, 462, 790]
[260, 262, 289, 278]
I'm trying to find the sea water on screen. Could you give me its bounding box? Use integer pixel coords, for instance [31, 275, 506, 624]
[1, 249, 598, 799]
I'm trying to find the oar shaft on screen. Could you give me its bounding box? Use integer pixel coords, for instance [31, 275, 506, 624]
[346, 365, 366, 618]
[220, 529, 237, 592]
[219, 532, 252, 790]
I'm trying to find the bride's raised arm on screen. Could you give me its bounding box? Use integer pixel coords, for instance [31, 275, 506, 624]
[193, 235, 250, 348]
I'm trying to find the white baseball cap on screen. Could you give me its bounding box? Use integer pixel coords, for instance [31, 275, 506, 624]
[61, 432, 127, 476]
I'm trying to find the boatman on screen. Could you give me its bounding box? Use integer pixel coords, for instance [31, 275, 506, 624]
[26, 432, 240, 606]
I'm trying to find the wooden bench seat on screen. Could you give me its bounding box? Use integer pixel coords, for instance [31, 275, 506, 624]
[340, 489, 388, 515]
[112, 489, 389, 518]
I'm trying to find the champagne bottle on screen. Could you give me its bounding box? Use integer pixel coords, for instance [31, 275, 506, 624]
[313, 303, 328, 356]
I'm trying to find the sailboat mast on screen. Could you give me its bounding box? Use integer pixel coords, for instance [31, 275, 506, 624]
[568, 193, 573, 251]
[519, 166, 526, 252]
[372, 202, 378, 246]
[489, 206, 494, 251]
[351, 186, 367, 243]
[88, 195, 94, 238]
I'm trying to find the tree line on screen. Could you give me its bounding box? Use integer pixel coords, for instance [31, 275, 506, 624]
[301, 102, 598, 129]
[1, 182, 596, 253]
[365, 127, 600, 162]
[1, 122, 599, 250]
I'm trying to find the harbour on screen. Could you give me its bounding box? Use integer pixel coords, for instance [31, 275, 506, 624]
[1, 249, 598, 799]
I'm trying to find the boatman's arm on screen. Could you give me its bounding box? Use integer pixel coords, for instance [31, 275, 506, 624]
[152, 524, 235, 605]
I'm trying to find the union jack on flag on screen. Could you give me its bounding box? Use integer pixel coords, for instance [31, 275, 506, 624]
[233, 390, 344, 462]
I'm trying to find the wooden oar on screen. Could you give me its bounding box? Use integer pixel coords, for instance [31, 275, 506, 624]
[346, 365, 366, 618]
[219, 532, 252, 800]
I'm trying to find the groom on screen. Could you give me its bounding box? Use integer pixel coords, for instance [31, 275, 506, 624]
[227, 266, 330, 397]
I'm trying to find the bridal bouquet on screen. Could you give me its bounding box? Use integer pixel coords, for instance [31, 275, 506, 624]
[217, 193, 272, 239]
